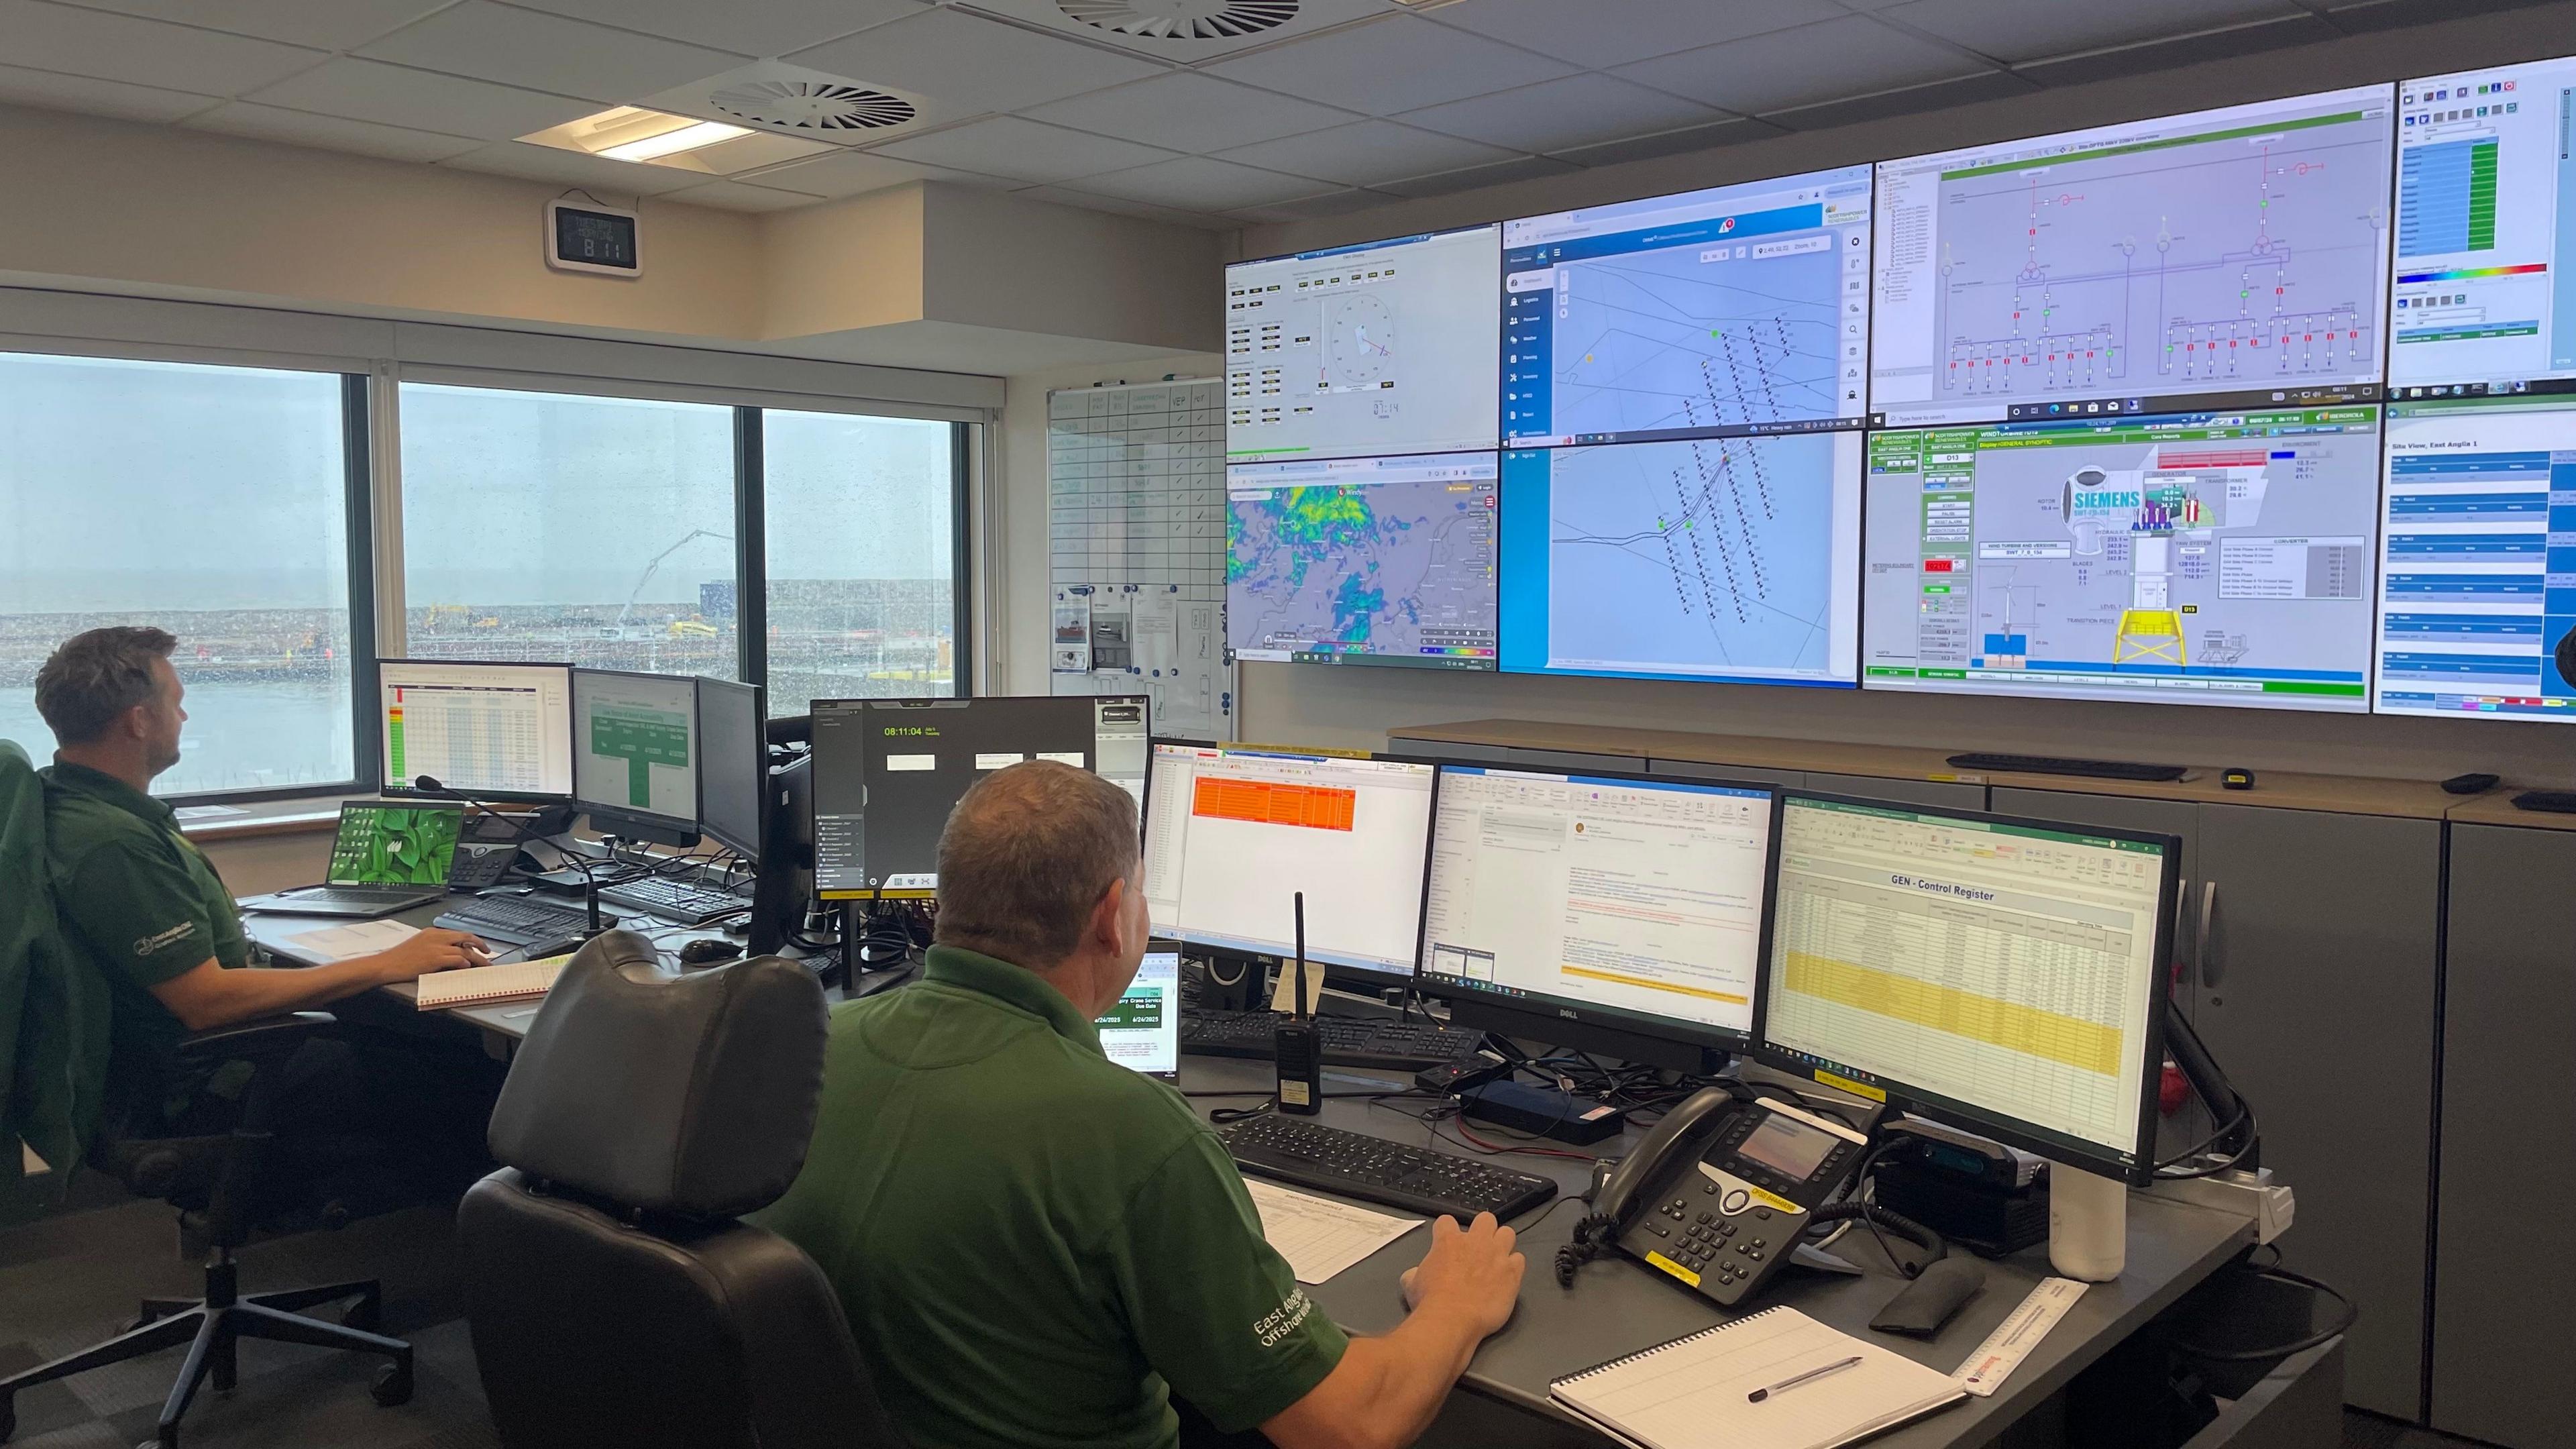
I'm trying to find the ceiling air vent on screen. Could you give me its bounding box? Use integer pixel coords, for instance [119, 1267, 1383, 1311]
[1055, 0, 1299, 40]
[706, 79, 917, 135]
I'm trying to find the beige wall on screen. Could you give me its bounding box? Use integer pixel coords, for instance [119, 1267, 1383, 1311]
[201, 830, 335, 898]
[922, 188, 1221, 357]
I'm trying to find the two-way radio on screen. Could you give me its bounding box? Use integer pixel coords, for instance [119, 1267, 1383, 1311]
[1273, 891, 1323, 1114]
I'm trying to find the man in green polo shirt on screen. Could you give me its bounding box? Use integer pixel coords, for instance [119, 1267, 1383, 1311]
[763, 761, 1525, 1449]
[34, 627, 493, 1139]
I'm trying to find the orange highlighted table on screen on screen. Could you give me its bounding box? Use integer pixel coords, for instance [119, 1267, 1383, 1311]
[1192, 777, 1357, 831]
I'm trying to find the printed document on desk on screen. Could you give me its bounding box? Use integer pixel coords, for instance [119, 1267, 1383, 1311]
[274, 918, 418, 965]
[1243, 1179, 1419, 1283]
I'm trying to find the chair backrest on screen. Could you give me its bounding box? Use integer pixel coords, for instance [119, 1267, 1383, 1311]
[458, 930, 906, 1449]
[0, 739, 115, 1183]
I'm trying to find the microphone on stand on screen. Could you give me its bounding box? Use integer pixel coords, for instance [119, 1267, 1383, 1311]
[411, 775, 610, 941]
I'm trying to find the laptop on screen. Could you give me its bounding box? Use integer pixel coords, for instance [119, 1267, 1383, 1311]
[236, 802, 465, 918]
[1096, 950, 1181, 1082]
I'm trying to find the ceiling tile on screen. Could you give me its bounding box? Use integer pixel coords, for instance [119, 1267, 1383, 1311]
[1375, 154, 1579, 200]
[1216, 119, 1515, 187]
[1611, 14, 1988, 116]
[1423, 0, 1845, 70]
[54, 0, 453, 52]
[1021, 72, 1353, 154]
[660, 178, 828, 211]
[872, 115, 1178, 184]
[1547, 116, 1782, 167]
[965, 0, 1388, 63]
[1205, 14, 1578, 116]
[1875, 0, 2300, 64]
[1016, 184, 1232, 230]
[1768, 68, 2033, 130]
[1225, 187, 1402, 223]
[671, 130, 837, 174]
[358, 1, 743, 103]
[1395, 73, 1724, 154]
[507, 0, 924, 57]
[0, 60, 217, 121]
[0, 0, 325, 96]
[182, 99, 482, 160]
[743, 148, 1011, 198]
[787, 7, 1163, 113]
[441, 138, 708, 194]
[249, 57, 597, 139]
[2011, 13, 2334, 87]
[1075, 154, 1326, 211]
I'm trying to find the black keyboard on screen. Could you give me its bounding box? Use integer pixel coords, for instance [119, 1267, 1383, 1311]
[434, 895, 604, 947]
[596, 876, 747, 924]
[1181, 1010, 1489, 1072]
[1219, 1115, 1557, 1224]
[1947, 751, 2188, 783]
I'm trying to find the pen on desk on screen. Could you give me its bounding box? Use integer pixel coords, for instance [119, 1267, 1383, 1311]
[1748, 1356, 1862, 1403]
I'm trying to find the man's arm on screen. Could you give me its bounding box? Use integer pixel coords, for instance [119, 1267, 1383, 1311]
[1259, 1213, 1525, 1449]
[149, 930, 492, 1032]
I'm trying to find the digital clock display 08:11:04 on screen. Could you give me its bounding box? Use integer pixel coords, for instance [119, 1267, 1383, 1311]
[544, 200, 639, 276]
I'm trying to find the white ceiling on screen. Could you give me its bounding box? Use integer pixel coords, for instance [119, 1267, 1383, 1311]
[0, 0, 2533, 228]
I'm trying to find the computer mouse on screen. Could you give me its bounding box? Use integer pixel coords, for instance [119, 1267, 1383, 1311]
[678, 938, 744, 967]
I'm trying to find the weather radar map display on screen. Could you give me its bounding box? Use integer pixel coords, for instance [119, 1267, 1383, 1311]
[1227, 452, 1499, 670]
[1872, 86, 2395, 427]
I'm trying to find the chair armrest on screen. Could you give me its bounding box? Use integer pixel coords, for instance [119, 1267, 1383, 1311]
[174, 1011, 337, 1065]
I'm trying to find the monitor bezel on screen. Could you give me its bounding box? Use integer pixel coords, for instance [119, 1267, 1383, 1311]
[1750, 789, 2181, 1187]
[1409, 759, 1782, 1055]
[695, 676, 767, 861]
[374, 657, 574, 804]
[569, 666, 704, 839]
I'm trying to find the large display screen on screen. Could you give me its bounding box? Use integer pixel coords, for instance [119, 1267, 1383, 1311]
[1872, 86, 2396, 427]
[2373, 392, 2576, 720]
[1225, 225, 1500, 465]
[1226, 450, 1499, 669]
[2392, 58, 2576, 394]
[1501, 164, 1872, 447]
[1861, 407, 2383, 710]
[1497, 433, 1862, 686]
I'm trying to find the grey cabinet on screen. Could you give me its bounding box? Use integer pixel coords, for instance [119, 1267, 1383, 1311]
[1808, 771, 1986, 812]
[2429, 824, 2576, 1448]
[1987, 790, 2436, 1421]
[1647, 757, 1804, 789]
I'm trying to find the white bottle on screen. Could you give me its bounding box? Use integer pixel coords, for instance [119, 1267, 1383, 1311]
[2048, 1165, 2128, 1282]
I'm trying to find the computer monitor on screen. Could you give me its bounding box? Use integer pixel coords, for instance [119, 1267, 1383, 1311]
[1226, 451, 1500, 670]
[377, 659, 574, 801]
[810, 696, 1150, 900]
[1097, 949, 1181, 1082]
[570, 667, 701, 848]
[2391, 56, 2576, 396]
[696, 678, 767, 859]
[1413, 765, 1777, 1065]
[1501, 163, 1872, 447]
[1142, 743, 1436, 987]
[1859, 407, 2383, 712]
[1870, 85, 2394, 429]
[1756, 793, 2179, 1185]
[1497, 435, 1864, 687]
[2374, 390, 2576, 720]
[1225, 223, 1500, 465]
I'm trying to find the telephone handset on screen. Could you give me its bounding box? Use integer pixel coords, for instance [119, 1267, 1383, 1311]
[445, 804, 572, 892]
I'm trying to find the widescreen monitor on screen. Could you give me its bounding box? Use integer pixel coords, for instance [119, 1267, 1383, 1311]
[810, 696, 1150, 900]
[1142, 744, 1435, 985]
[2374, 390, 2576, 720]
[1227, 450, 1499, 670]
[570, 668, 700, 844]
[1860, 407, 2383, 712]
[1414, 765, 1777, 1053]
[1871, 85, 2395, 429]
[1224, 223, 1500, 465]
[2391, 56, 2576, 396]
[1497, 435, 1863, 686]
[1756, 794, 2178, 1185]
[696, 677, 767, 859]
[376, 659, 574, 801]
[1501, 163, 1872, 447]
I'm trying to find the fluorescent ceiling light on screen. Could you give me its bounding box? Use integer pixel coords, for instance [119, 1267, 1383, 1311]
[598, 119, 751, 162]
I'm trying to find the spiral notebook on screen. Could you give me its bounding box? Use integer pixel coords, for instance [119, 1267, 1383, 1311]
[413, 955, 570, 1011]
[1550, 1306, 1965, 1449]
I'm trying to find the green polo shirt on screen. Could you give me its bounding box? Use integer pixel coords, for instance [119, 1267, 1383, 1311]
[41, 761, 248, 1116]
[762, 946, 1347, 1449]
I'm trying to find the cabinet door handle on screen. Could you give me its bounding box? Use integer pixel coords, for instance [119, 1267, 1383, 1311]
[2171, 887, 2195, 987]
[2196, 881, 2220, 988]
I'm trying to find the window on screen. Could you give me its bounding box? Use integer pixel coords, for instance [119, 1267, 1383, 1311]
[0, 352, 358, 797]
[761, 409, 961, 713]
[398, 384, 738, 680]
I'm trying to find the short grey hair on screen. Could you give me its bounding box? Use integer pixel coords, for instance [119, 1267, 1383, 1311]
[934, 760, 1141, 969]
[34, 627, 178, 745]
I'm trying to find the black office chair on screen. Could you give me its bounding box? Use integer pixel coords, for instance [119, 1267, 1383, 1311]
[0, 1014, 414, 1449]
[458, 930, 908, 1449]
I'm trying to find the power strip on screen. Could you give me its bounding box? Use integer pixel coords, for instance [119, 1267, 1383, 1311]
[2143, 1167, 2295, 1245]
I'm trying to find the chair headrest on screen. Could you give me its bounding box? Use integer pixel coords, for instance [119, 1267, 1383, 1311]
[486, 930, 827, 1219]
